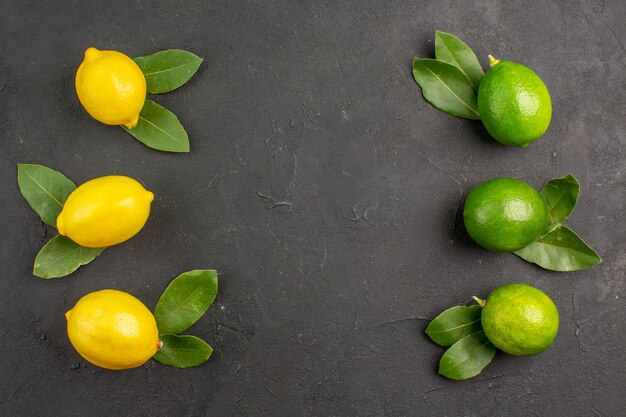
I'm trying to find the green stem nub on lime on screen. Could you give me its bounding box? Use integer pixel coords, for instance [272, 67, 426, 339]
[488, 54, 501, 67]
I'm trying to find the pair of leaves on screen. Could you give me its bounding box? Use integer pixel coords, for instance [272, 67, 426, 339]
[412, 31, 483, 120]
[18, 164, 106, 278]
[121, 49, 203, 153]
[514, 175, 601, 271]
[152, 270, 218, 368]
[426, 305, 496, 380]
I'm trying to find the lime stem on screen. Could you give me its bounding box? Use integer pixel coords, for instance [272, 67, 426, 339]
[472, 296, 486, 308]
[488, 55, 501, 67]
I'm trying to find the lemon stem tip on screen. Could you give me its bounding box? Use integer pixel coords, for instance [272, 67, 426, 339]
[488, 55, 501, 67]
[84, 47, 101, 62]
[472, 296, 486, 308]
[123, 115, 139, 129]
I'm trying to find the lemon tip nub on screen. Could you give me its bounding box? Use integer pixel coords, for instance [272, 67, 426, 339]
[84, 47, 101, 62]
[123, 114, 140, 129]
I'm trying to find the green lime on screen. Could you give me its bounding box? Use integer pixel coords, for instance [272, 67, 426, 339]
[477, 56, 552, 147]
[463, 178, 549, 252]
[476, 283, 559, 356]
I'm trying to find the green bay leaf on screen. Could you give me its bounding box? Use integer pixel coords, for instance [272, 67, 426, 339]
[153, 334, 213, 368]
[514, 225, 601, 271]
[425, 305, 482, 347]
[17, 164, 76, 227]
[33, 235, 106, 278]
[122, 99, 190, 152]
[412, 58, 480, 120]
[540, 174, 580, 230]
[434, 31, 484, 90]
[154, 270, 218, 335]
[438, 331, 496, 380]
[134, 49, 203, 94]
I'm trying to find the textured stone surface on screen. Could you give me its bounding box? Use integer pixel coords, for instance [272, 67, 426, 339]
[1, 0, 625, 415]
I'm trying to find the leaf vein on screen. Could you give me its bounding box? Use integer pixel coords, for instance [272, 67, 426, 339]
[38, 245, 82, 267]
[426, 318, 481, 334]
[441, 341, 493, 374]
[533, 239, 592, 255]
[440, 40, 476, 90]
[419, 63, 479, 116]
[22, 169, 64, 207]
[545, 183, 575, 216]
[141, 61, 198, 76]
[138, 114, 184, 147]
[162, 348, 203, 352]
[158, 286, 204, 330]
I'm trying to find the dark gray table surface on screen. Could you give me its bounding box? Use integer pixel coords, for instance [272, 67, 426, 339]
[1, 1, 625, 416]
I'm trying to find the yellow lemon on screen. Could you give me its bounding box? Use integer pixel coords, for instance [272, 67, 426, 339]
[56, 176, 153, 248]
[66, 290, 160, 370]
[75, 47, 146, 128]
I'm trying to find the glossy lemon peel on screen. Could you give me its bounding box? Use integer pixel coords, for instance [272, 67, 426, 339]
[75, 47, 146, 128]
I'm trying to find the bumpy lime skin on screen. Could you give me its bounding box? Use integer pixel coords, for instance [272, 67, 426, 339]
[477, 61, 552, 147]
[463, 178, 549, 252]
[481, 283, 559, 356]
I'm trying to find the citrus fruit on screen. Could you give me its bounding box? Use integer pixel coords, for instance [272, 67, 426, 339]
[56, 176, 154, 248]
[75, 47, 146, 128]
[66, 289, 160, 370]
[477, 56, 552, 147]
[477, 283, 559, 356]
[463, 178, 549, 252]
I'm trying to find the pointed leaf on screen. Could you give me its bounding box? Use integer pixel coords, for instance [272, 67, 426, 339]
[438, 331, 496, 380]
[154, 270, 218, 334]
[514, 225, 601, 271]
[412, 58, 480, 120]
[425, 305, 482, 346]
[134, 49, 203, 94]
[435, 31, 484, 90]
[33, 235, 106, 278]
[122, 99, 190, 152]
[540, 174, 580, 230]
[153, 334, 213, 368]
[17, 164, 76, 227]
